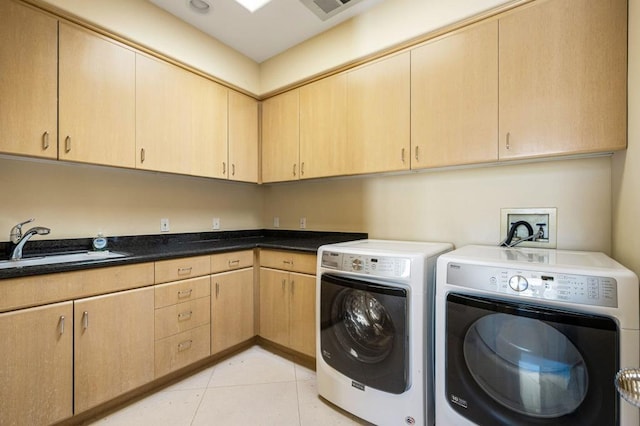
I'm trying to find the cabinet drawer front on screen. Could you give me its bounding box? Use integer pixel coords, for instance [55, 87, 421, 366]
[260, 250, 316, 274]
[211, 250, 254, 273]
[154, 256, 211, 284]
[155, 276, 210, 308]
[155, 296, 210, 340]
[155, 324, 210, 378]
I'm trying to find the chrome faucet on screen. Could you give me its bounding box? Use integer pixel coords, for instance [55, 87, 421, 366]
[9, 219, 51, 261]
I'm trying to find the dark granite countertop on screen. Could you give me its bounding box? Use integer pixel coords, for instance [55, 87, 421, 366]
[0, 229, 367, 280]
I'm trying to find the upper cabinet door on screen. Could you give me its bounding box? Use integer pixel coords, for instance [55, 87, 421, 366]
[136, 54, 192, 175]
[190, 73, 228, 179]
[411, 20, 498, 169]
[228, 91, 259, 183]
[0, 1, 57, 159]
[261, 90, 300, 183]
[299, 74, 348, 179]
[499, 0, 627, 160]
[59, 23, 136, 168]
[347, 52, 411, 174]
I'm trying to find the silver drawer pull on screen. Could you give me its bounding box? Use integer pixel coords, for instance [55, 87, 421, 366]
[228, 259, 240, 267]
[59, 315, 65, 335]
[177, 288, 193, 298]
[178, 340, 193, 351]
[178, 311, 193, 321]
[177, 267, 193, 275]
[283, 260, 293, 266]
[82, 311, 89, 330]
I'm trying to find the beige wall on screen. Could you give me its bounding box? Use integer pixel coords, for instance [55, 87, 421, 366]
[264, 157, 613, 253]
[0, 157, 263, 239]
[612, 0, 640, 276]
[36, 0, 261, 95]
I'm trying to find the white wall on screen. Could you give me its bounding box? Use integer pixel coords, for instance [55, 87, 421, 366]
[612, 0, 640, 276]
[0, 157, 263, 239]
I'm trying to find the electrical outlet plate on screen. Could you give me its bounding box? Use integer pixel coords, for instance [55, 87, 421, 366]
[273, 217, 280, 228]
[500, 208, 557, 248]
[213, 217, 220, 230]
[299, 217, 306, 229]
[160, 218, 170, 233]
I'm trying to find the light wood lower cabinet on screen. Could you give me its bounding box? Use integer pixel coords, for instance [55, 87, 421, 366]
[259, 268, 316, 358]
[74, 287, 155, 413]
[211, 268, 255, 354]
[0, 302, 73, 426]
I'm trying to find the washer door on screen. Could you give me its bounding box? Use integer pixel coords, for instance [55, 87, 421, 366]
[445, 293, 619, 426]
[320, 273, 408, 394]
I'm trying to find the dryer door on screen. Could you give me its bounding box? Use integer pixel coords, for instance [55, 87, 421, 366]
[320, 273, 408, 394]
[445, 293, 619, 426]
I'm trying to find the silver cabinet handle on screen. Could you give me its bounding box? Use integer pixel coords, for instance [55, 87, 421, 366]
[215, 282, 220, 298]
[223, 162, 226, 175]
[177, 340, 193, 351]
[401, 148, 405, 163]
[228, 259, 240, 267]
[140, 148, 146, 163]
[177, 267, 192, 276]
[42, 131, 50, 150]
[506, 132, 511, 150]
[232, 164, 236, 176]
[82, 311, 89, 330]
[59, 315, 65, 336]
[281, 279, 286, 291]
[415, 146, 419, 161]
[301, 162, 305, 176]
[291, 280, 295, 296]
[293, 163, 297, 177]
[178, 288, 193, 299]
[178, 311, 193, 321]
[65, 136, 71, 153]
[283, 260, 293, 266]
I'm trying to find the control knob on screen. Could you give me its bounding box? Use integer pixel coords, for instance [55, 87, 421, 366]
[352, 258, 363, 271]
[509, 275, 528, 292]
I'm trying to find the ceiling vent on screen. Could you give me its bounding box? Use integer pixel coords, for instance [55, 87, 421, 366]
[300, 0, 366, 21]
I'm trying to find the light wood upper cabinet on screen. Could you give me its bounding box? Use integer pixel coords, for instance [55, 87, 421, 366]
[136, 54, 192, 175]
[498, 0, 627, 160]
[0, 302, 73, 426]
[299, 74, 348, 179]
[211, 268, 255, 354]
[0, 0, 57, 159]
[74, 287, 154, 413]
[261, 90, 300, 183]
[229, 91, 259, 183]
[347, 52, 411, 174]
[59, 23, 136, 168]
[190, 73, 228, 179]
[411, 20, 498, 169]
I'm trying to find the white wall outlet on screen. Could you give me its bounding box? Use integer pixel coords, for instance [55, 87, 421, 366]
[299, 217, 306, 229]
[273, 216, 280, 228]
[213, 217, 220, 230]
[160, 218, 170, 233]
[500, 208, 557, 248]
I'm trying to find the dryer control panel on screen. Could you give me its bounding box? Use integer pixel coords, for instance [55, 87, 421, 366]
[321, 251, 410, 279]
[447, 262, 618, 308]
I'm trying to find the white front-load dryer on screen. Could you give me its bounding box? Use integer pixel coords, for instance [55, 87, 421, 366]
[435, 245, 640, 426]
[316, 240, 452, 426]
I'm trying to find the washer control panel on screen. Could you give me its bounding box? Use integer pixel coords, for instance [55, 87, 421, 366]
[447, 262, 618, 308]
[321, 251, 410, 279]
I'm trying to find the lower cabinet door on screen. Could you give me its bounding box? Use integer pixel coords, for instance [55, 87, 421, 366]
[259, 268, 290, 347]
[0, 302, 73, 426]
[155, 324, 211, 377]
[74, 287, 155, 413]
[289, 273, 316, 357]
[211, 268, 255, 354]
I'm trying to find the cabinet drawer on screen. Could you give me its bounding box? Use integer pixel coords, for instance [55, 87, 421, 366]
[259, 250, 316, 275]
[155, 296, 210, 340]
[155, 276, 210, 309]
[155, 324, 210, 378]
[154, 256, 211, 284]
[211, 250, 254, 273]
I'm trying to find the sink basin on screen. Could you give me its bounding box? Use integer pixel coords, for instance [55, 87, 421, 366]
[0, 251, 128, 270]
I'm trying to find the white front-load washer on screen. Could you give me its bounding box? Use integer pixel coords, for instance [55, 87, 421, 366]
[316, 239, 453, 426]
[435, 245, 640, 426]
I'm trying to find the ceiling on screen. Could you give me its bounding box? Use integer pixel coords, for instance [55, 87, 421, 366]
[148, 0, 385, 63]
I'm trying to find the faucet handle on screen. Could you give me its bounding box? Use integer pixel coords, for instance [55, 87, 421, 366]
[10, 218, 35, 243]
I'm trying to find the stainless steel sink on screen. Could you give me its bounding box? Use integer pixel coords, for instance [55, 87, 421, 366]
[0, 251, 128, 270]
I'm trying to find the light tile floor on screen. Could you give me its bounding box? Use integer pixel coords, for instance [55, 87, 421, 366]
[89, 345, 369, 426]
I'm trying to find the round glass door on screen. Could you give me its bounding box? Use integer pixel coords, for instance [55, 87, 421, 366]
[333, 289, 395, 363]
[463, 313, 589, 418]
